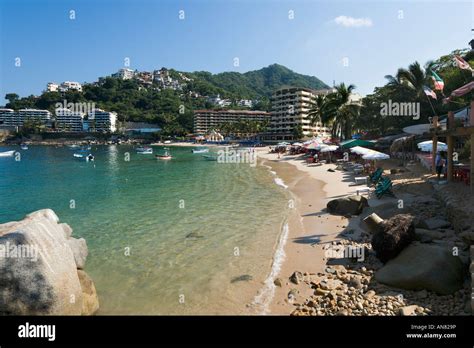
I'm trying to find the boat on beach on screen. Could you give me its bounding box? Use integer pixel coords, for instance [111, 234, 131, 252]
[192, 148, 209, 154]
[136, 146, 153, 154]
[0, 150, 15, 157]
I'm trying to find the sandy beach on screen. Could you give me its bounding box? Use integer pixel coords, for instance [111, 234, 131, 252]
[257, 147, 358, 314]
[257, 147, 472, 316]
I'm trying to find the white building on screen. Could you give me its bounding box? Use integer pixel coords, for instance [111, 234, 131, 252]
[207, 95, 232, 107]
[237, 99, 253, 108]
[59, 81, 83, 92]
[88, 109, 117, 133]
[113, 68, 135, 80]
[55, 108, 85, 132]
[0, 108, 52, 128]
[265, 87, 331, 141]
[46, 82, 59, 92]
[348, 92, 363, 106]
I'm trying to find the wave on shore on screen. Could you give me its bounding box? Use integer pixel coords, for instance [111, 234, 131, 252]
[250, 221, 289, 314]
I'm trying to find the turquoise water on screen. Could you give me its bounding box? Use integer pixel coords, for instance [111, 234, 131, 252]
[0, 145, 290, 314]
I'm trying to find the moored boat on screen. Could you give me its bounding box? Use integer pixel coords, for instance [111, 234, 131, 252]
[156, 150, 172, 160]
[20, 143, 28, 150]
[0, 150, 15, 157]
[136, 146, 153, 154]
[192, 148, 209, 154]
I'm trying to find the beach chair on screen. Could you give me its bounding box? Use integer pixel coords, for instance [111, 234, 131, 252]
[369, 168, 383, 185]
[375, 177, 394, 198]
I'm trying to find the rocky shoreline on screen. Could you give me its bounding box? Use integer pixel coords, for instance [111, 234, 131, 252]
[0, 209, 99, 315]
[260, 153, 473, 316]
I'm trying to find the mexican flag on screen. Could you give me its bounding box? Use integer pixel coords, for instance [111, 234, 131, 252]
[423, 86, 437, 100]
[430, 70, 444, 91]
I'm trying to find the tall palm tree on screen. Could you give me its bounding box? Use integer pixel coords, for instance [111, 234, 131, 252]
[308, 94, 329, 126]
[324, 83, 357, 139]
[394, 61, 429, 98]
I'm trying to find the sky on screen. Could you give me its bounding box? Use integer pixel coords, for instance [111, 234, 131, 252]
[0, 0, 473, 104]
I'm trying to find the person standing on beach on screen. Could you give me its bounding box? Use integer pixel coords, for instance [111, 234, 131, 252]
[435, 152, 444, 180]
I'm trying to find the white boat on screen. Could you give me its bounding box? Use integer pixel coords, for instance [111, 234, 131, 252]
[74, 153, 94, 161]
[68, 144, 80, 149]
[192, 148, 209, 154]
[156, 150, 172, 160]
[20, 144, 28, 150]
[136, 146, 153, 154]
[0, 150, 15, 157]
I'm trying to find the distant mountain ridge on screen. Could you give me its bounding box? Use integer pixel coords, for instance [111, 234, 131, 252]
[187, 63, 330, 98]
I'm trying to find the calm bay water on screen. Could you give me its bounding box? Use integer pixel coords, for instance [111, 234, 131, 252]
[0, 145, 290, 314]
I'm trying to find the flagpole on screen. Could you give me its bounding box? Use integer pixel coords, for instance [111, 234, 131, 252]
[424, 93, 437, 116]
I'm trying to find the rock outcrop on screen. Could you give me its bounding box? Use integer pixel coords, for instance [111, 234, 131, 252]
[0, 209, 99, 315]
[327, 195, 369, 216]
[374, 243, 465, 295]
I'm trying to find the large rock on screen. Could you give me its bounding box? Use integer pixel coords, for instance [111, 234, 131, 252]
[0, 209, 97, 315]
[415, 228, 444, 243]
[372, 214, 416, 263]
[77, 270, 99, 315]
[421, 217, 450, 230]
[327, 195, 369, 216]
[66, 238, 88, 269]
[375, 243, 465, 295]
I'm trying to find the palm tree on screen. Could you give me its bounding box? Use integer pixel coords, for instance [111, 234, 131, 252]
[308, 94, 329, 127]
[394, 61, 430, 98]
[324, 83, 357, 139]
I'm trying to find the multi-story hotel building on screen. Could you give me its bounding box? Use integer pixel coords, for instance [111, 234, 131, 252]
[193, 109, 270, 135]
[55, 108, 85, 132]
[263, 87, 332, 141]
[88, 109, 117, 133]
[46, 82, 59, 92]
[0, 108, 52, 128]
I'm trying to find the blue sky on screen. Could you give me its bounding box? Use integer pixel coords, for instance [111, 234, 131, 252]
[0, 0, 472, 103]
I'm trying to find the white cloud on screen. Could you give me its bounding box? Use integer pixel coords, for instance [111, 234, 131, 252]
[334, 15, 373, 28]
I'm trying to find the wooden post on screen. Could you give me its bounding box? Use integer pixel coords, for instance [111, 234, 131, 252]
[432, 116, 438, 174]
[470, 102, 474, 192]
[447, 111, 455, 182]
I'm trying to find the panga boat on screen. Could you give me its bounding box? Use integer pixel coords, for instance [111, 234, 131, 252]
[192, 148, 209, 154]
[74, 153, 94, 161]
[202, 154, 218, 161]
[0, 150, 15, 157]
[136, 146, 153, 154]
[68, 144, 80, 149]
[156, 150, 172, 160]
[20, 143, 28, 150]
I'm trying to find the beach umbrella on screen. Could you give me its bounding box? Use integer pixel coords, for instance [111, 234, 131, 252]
[417, 140, 447, 152]
[277, 142, 290, 146]
[319, 145, 339, 152]
[292, 142, 303, 147]
[305, 140, 322, 150]
[362, 151, 390, 160]
[350, 146, 373, 155]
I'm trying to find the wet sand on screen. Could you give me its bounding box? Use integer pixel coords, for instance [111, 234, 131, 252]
[256, 149, 356, 314]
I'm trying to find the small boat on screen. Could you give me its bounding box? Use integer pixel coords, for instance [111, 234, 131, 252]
[156, 150, 172, 160]
[0, 150, 15, 157]
[202, 154, 218, 161]
[192, 148, 209, 154]
[68, 144, 80, 149]
[136, 146, 153, 154]
[20, 143, 28, 150]
[74, 153, 94, 161]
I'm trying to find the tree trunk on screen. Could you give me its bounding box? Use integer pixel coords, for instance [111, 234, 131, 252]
[363, 213, 384, 233]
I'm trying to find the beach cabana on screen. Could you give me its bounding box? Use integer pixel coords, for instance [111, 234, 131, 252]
[340, 139, 375, 149]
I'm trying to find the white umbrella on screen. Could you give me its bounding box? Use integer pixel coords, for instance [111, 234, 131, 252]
[417, 141, 447, 152]
[350, 146, 372, 155]
[362, 151, 390, 160]
[292, 142, 303, 147]
[320, 145, 339, 152]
